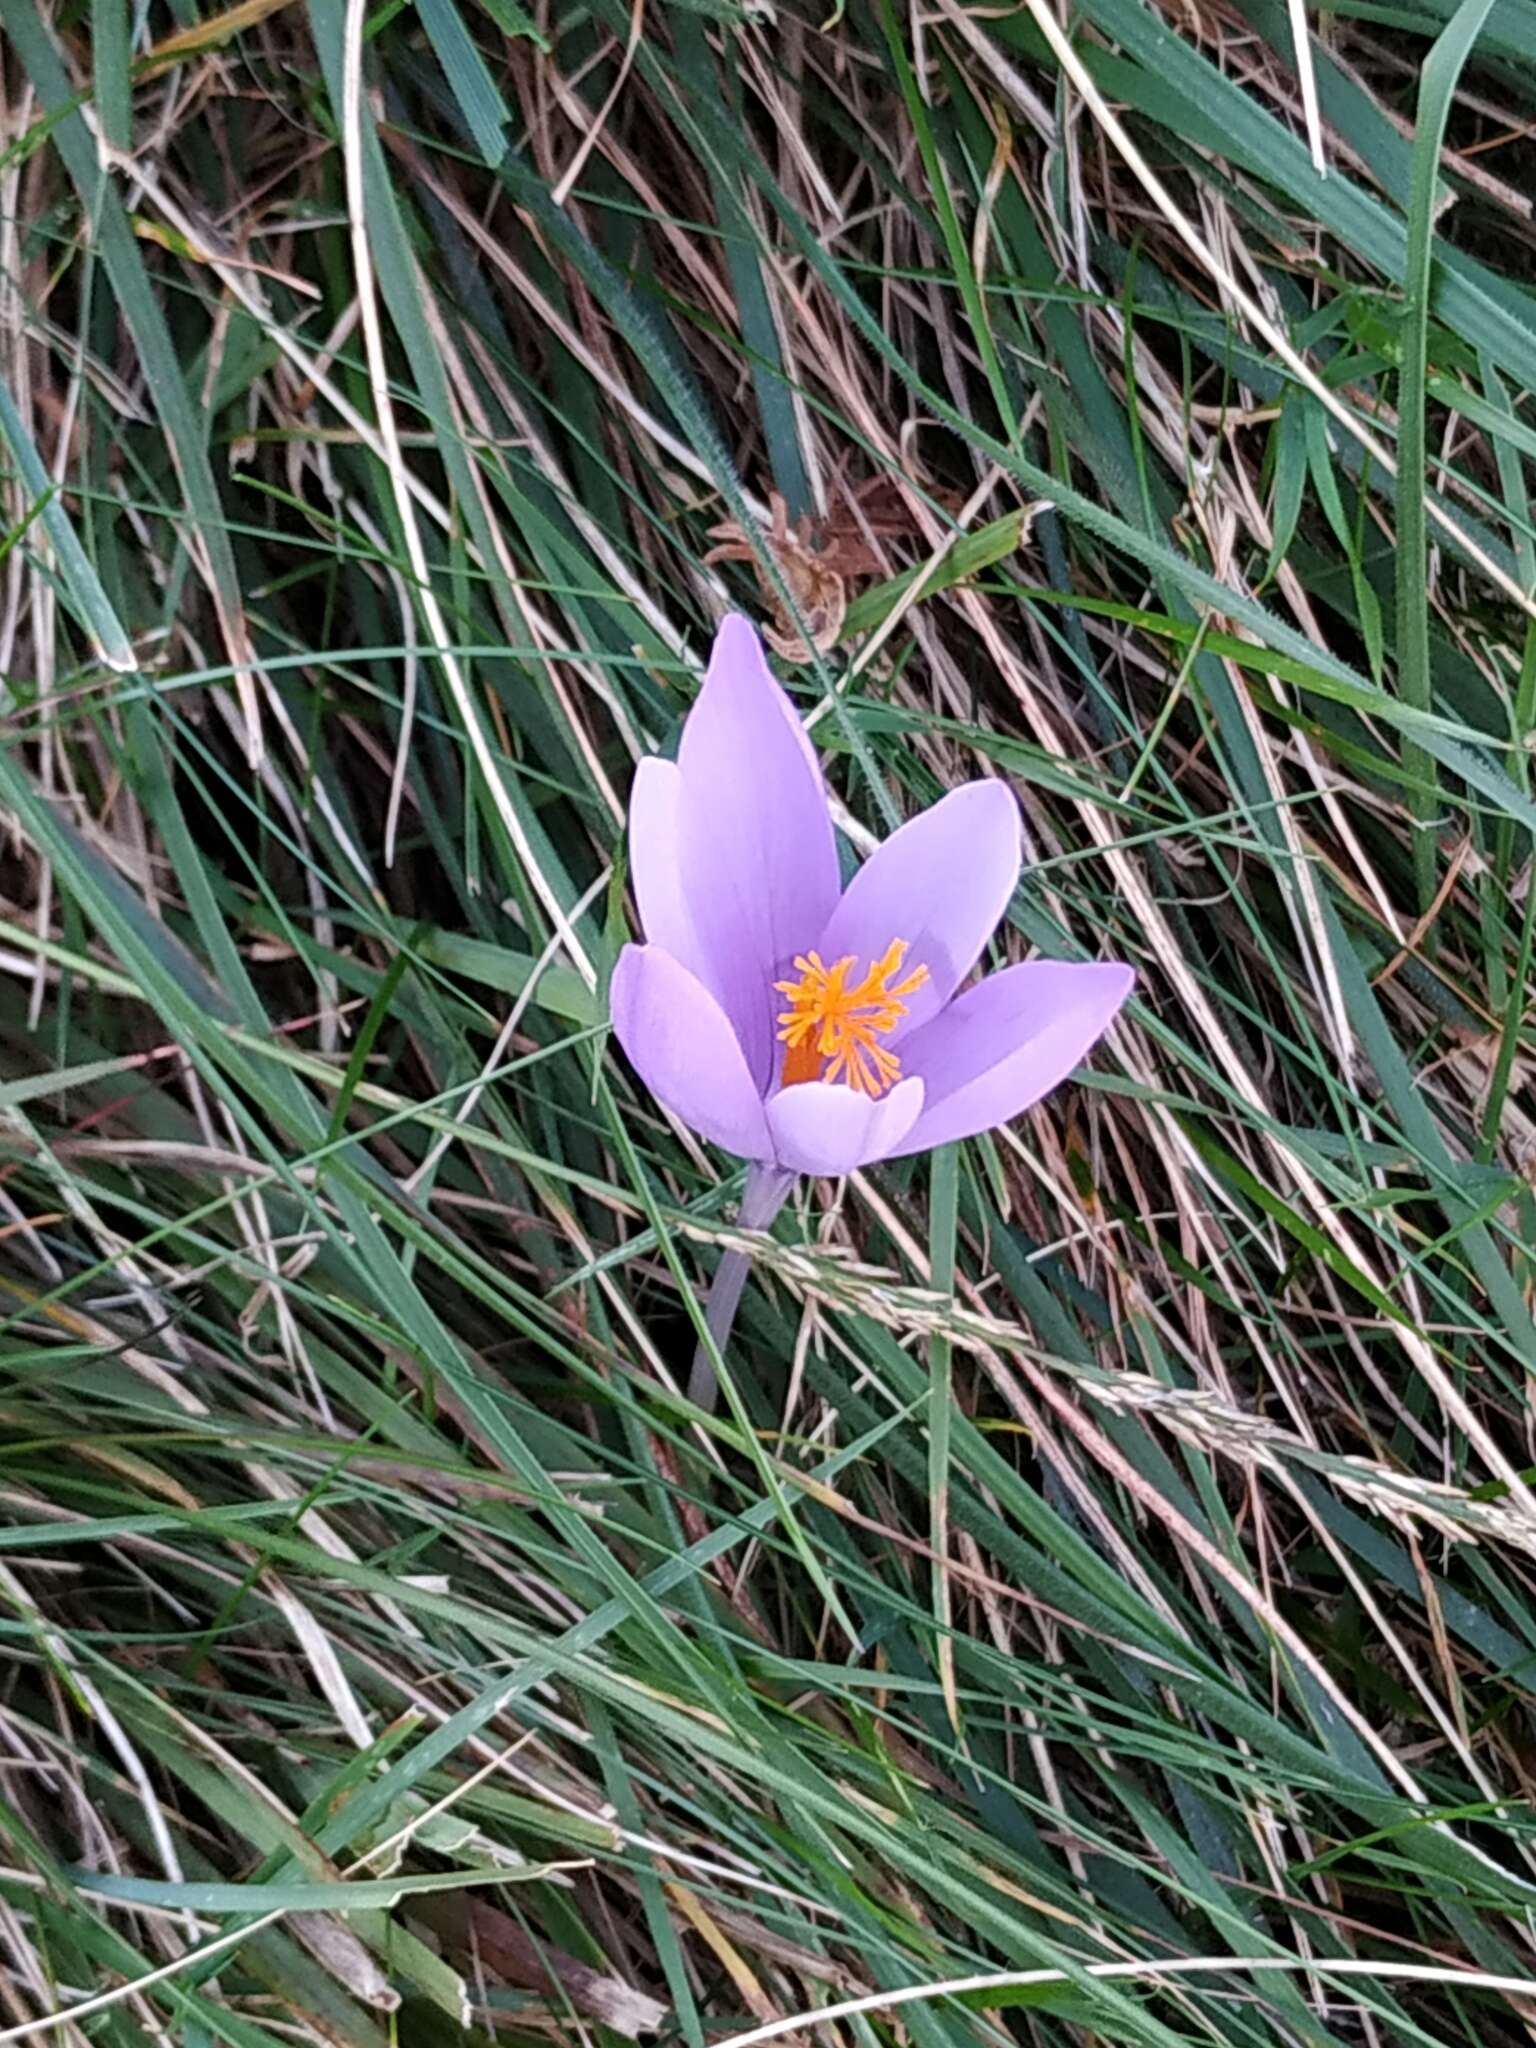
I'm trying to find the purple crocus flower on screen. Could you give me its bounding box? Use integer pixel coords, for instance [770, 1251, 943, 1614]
[613, 614, 1131, 1169]
[610, 616, 1132, 1402]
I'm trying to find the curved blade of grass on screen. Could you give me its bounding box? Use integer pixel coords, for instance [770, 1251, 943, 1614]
[1398, 0, 1500, 911]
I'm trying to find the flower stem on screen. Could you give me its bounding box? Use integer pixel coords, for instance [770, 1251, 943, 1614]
[687, 1165, 794, 1412]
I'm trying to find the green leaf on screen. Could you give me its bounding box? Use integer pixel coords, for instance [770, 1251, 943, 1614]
[1397, 0, 1500, 908]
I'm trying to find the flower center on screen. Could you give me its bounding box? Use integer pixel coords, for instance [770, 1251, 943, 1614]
[774, 940, 929, 1097]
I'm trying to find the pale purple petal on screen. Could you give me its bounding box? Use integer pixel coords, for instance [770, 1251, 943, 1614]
[887, 960, 1133, 1156]
[672, 616, 840, 1089]
[629, 759, 704, 976]
[765, 1076, 924, 1177]
[611, 944, 772, 1160]
[814, 782, 1021, 1041]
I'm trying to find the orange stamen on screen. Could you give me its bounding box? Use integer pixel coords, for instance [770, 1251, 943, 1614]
[774, 940, 928, 1097]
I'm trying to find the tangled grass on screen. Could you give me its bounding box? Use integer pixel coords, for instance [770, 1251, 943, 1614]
[2, 0, 1536, 2040]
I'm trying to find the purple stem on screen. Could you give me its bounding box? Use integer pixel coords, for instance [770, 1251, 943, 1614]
[687, 1163, 795, 1411]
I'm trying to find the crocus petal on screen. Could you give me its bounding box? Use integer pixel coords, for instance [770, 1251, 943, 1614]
[629, 758, 703, 974]
[766, 1076, 924, 1176]
[672, 616, 840, 1089]
[814, 782, 1021, 1040]
[610, 944, 772, 1160]
[887, 960, 1133, 1156]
